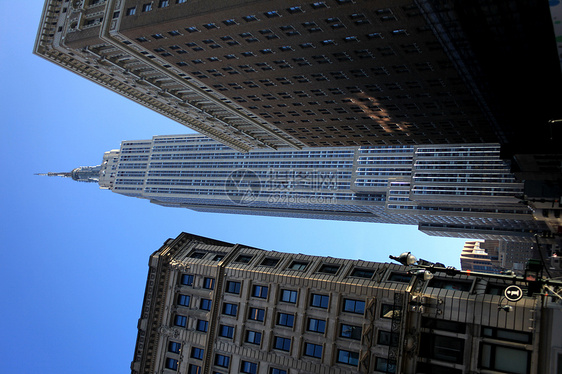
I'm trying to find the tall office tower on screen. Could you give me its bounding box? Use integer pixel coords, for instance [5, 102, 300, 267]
[460, 240, 501, 274]
[46, 134, 550, 241]
[130, 232, 562, 374]
[35, 0, 516, 152]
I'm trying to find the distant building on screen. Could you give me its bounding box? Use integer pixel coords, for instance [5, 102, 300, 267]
[130, 232, 562, 374]
[460, 241, 501, 274]
[42, 135, 551, 241]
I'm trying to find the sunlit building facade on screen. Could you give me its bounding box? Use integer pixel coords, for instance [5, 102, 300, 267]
[48, 134, 551, 241]
[130, 232, 562, 374]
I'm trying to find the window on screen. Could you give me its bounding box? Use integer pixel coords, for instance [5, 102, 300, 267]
[378, 331, 398, 347]
[196, 320, 208, 332]
[270, 369, 287, 374]
[203, 277, 215, 290]
[248, 307, 265, 322]
[304, 343, 323, 358]
[219, 325, 234, 338]
[245, 330, 262, 345]
[168, 341, 182, 353]
[274, 336, 291, 351]
[159, 0, 169, 7]
[176, 0, 186, 3]
[287, 6, 303, 14]
[380, 304, 399, 319]
[277, 312, 294, 327]
[200, 298, 212, 311]
[177, 294, 190, 306]
[416, 363, 462, 374]
[203, 23, 217, 29]
[428, 278, 472, 292]
[215, 354, 230, 368]
[482, 327, 531, 343]
[310, 293, 329, 308]
[126, 7, 136, 15]
[165, 358, 179, 370]
[241, 361, 258, 374]
[189, 251, 206, 259]
[288, 261, 308, 270]
[242, 15, 258, 22]
[174, 315, 187, 327]
[142, 3, 152, 12]
[261, 258, 280, 267]
[351, 268, 374, 278]
[340, 324, 361, 340]
[226, 281, 241, 294]
[280, 289, 298, 303]
[311, 2, 328, 9]
[252, 285, 268, 299]
[387, 272, 412, 283]
[422, 317, 466, 333]
[235, 254, 253, 263]
[318, 264, 340, 274]
[307, 318, 326, 333]
[343, 299, 365, 314]
[223, 19, 237, 26]
[222, 303, 238, 316]
[337, 349, 359, 366]
[191, 347, 204, 360]
[419, 333, 464, 364]
[480, 343, 530, 374]
[375, 358, 396, 373]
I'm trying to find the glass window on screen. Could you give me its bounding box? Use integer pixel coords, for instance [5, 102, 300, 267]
[310, 293, 329, 308]
[377, 331, 398, 347]
[428, 278, 472, 292]
[235, 254, 253, 263]
[180, 274, 194, 286]
[174, 315, 187, 327]
[189, 251, 206, 259]
[422, 317, 466, 333]
[375, 358, 396, 373]
[168, 341, 181, 353]
[274, 336, 291, 351]
[280, 289, 298, 303]
[188, 364, 201, 374]
[191, 347, 204, 359]
[196, 320, 208, 332]
[340, 324, 361, 340]
[142, 3, 152, 12]
[343, 298, 365, 314]
[212, 254, 224, 261]
[158, 0, 169, 7]
[165, 358, 179, 370]
[304, 343, 323, 358]
[350, 268, 374, 278]
[288, 261, 308, 270]
[480, 343, 529, 374]
[215, 354, 230, 368]
[380, 304, 399, 319]
[261, 257, 280, 267]
[252, 285, 268, 299]
[203, 277, 215, 290]
[419, 333, 464, 364]
[222, 303, 238, 316]
[270, 369, 287, 374]
[177, 294, 190, 306]
[226, 281, 241, 294]
[318, 264, 340, 274]
[387, 272, 412, 283]
[277, 312, 294, 327]
[307, 318, 326, 333]
[200, 298, 212, 311]
[248, 307, 265, 322]
[337, 349, 359, 366]
[126, 7, 136, 15]
[219, 325, 234, 338]
[246, 330, 262, 345]
[241, 361, 258, 374]
[482, 327, 531, 343]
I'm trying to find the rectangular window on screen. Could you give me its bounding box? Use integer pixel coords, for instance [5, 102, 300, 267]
[248, 307, 265, 322]
[177, 294, 190, 307]
[200, 298, 212, 311]
[176, 0, 186, 3]
[191, 347, 204, 360]
[343, 299, 365, 314]
[203, 277, 215, 290]
[274, 336, 291, 351]
[158, 0, 169, 7]
[280, 289, 298, 303]
[480, 343, 530, 374]
[318, 264, 340, 274]
[215, 354, 230, 368]
[235, 254, 253, 263]
[245, 330, 262, 345]
[310, 293, 329, 308]
[340, 324, 361, 340]
[196, 320, 208, 332]
[419, 333, 464, 364]
[188, 364, 201, 374]
[180, 274, 194, 286]
[168, 341, 181, 353]
[142, 3, 152, 12]
[189, 251, 206, 259]
[277, 312, 295, 327]
[428, 278, 472, 292]
[375, 358, 396, 373]
[422, 317, 466, 333]
[482, 327, 531, 343]
[165, 358, 179, 370]
[222, 303, 238, 316]
[174, 315, 187, 327]
[252, 285, 268, 299]
[380, 304, 399, 319]
[261, 257, 280, 267]
[377, 331, 398, 347]
[270, 369, 287, 374]
[307, 318, 326, 333]
[219, 325, 234, 338]
[304, 343, 323, 358]
[126, 7, 136, 15]
[351, 268, 374, 278]
[288, 261, 308, 270]
[226, 281, 241, 294]
[241, 361, 258, 374]
[337, 349, 359, 366]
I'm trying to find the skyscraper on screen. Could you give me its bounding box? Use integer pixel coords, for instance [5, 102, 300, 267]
[130, 231, 562, 374]
[45, 134, 549, 241]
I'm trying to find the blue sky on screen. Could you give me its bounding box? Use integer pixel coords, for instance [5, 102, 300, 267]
[1, 2, 468, 373]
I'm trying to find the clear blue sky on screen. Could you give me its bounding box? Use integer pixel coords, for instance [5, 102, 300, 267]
[0, 2, 468, 373]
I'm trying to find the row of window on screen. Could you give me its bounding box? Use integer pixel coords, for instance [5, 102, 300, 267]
[126, 0, 186, 15]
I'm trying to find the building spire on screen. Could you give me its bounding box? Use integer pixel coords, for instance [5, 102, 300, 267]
[36, 165, 102, 183]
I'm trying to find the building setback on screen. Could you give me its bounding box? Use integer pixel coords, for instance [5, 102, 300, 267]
[130, 232, 562, 374]
[35, 0, 508, 151]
